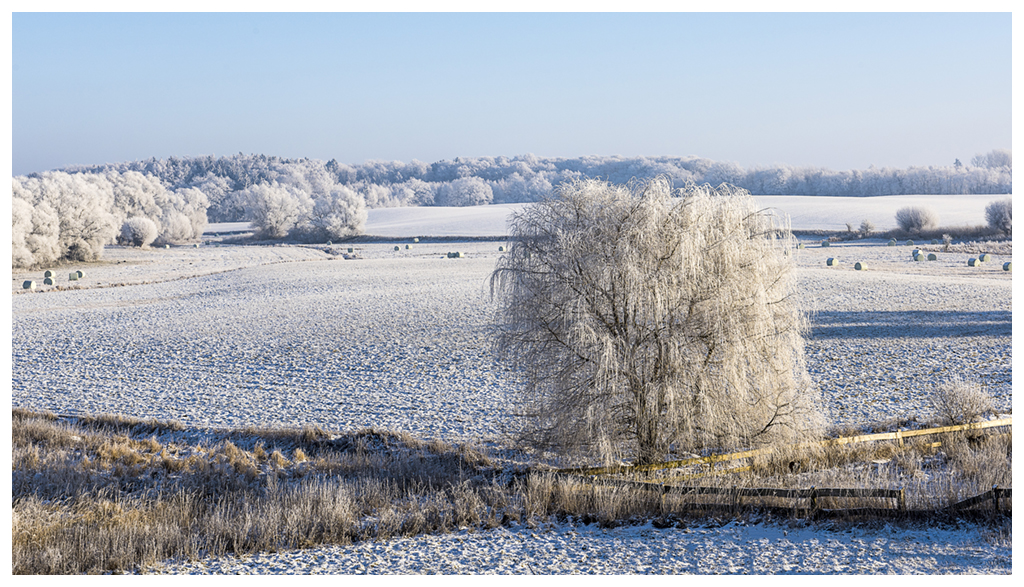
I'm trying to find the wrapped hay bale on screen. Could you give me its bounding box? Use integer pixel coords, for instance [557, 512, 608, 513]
[405, 244, 412, 249]
[347, 248, 354, 253]
[797, 243, 805, 249]
[854, 262, 867, 271]
[887, 239, 897, 247]
[931, 239, 940, 245]
[43, 277, 55, 285]
[914, 254, 926, 262]
[23, 280, 35, 290]
[498, 246, 505, 252]
[414, 238, 420, 243]
[912, 249, 921, 257]
[43, 270, 54, 278]
[905, 240, 914, 246]
[394, 245, 401, 251]
[821, 240, 830, 247]
[165, 244, 170, 249]
[826, 257, 838, 266]
[967, 258, 979, 267]
[69, 272, 79, 281]
[927, 253, 937, 261]
[979, 253, 990, 262]
[1003, 262, 1011, 271]
[76, 270, 84, 278]
[194, 243, 200, 248]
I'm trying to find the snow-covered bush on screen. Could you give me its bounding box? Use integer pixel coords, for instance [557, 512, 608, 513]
[491, 177, 821, 465]
[930, 376, 994, 425]
[119, 216, 159, 247]
[894, 206, 939, 234]
[12, 195, 60, 268]
[434, 177, 493, 207]
[984, 198, 1011, 235]
[299, 186, 368, 241]
[233, 182, 312, 239]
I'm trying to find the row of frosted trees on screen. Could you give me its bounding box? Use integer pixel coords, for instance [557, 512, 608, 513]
[62, 150, 1012, 222]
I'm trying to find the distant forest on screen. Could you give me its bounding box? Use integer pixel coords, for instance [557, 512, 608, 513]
[12, 150, 1012, 268]
[58, 150, 1012, 222]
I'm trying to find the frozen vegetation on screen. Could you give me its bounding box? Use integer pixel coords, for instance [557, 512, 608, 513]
[9, 197, 1012, 574]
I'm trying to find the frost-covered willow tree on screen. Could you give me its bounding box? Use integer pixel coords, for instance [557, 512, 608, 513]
[491, 178, 821, 465]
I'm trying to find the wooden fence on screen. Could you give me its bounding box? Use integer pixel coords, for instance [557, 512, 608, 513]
[557, 417, 1012, 477]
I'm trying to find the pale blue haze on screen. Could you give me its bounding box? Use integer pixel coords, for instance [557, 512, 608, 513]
[12, 12, 1011, 176]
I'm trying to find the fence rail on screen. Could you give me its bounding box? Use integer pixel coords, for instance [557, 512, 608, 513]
[558, 417, 1012, 477]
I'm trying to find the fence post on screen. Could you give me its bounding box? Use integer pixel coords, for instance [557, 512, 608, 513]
[992, 485, 1000, 513]
[810, 486, 817, 513]
[898, 488, 905, 512]
[896, 429, 904, 448]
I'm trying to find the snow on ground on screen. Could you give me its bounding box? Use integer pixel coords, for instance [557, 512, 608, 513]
[10, 196, 1013, 574]
[144, 519, 1010, 574]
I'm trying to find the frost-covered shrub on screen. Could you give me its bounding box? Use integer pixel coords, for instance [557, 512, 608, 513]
[12, 195, 60, 268]
[491, 177, 821, 465]
[984, 198, 1011, 235]
[435, 177, 493, 207]
[298, 186, 368, 241]
[13, 172, 119, 263]
[930, 376, 994, 425]
[894, 206, 939, 233]
[120, 216, 159, 247]
[233, 182, 312, 239]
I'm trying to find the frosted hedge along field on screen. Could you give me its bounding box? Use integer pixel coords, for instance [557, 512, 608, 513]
[10, 200, 1012, 443]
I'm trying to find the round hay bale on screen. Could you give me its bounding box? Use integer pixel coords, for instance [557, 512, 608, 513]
[887, 239, 897, 247]
[76, 270, 84, 278]
[826, 257, 838, 266]
[327, 241, 332, 245]
[967, 258, 979, 267]
[405, 244, 412, 249]
[821, 240, 830, 247]
[394, 245, 401, 251]
[905, 240, 914, 247]
[978, 253, 990, 262]
[43, 277, 55, 285]
[931, 239, 940, 245]
[165, 244, 170, 249]
[413, 238, 420, 243]
[43, 270, 54, 278]
[911, 249, 921, 257]
[854, 262, 867, 271]
[927, 253, 937, 261]
[1003, 261, 1011, 271]
[23, 280, 35, 290]
[914, 254, 926, 262]
[797, 243, 805, 250]
[498, 246, 505, 252]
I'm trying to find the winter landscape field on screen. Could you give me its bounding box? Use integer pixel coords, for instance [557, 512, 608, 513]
[11, 195, 1012, 574]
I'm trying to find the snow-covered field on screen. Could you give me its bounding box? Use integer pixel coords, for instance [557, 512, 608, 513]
[10, 195, 1013, 574]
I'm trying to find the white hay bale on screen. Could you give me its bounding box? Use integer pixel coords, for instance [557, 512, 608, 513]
[165, 244, 170, 249]
[821, 240, 830, 247]
[69, 272, 79, 281]
[43, 270, 54, 278]
[931, 239, 940, 245]
[887, 239, 897, 247]
[826, 258, 838, 266]
[927, 253, 937, 261]
[413, 238, 419, 243]
[405, 244, 412, 249]
[967, 258, 979, 267]
[905, 239, 914, 246]
[347, 248, 354, 253]
[797, 243, 805, 249]
[23, 280, 35, 290]
[76, 270, 84, 278]
[327, 241, 332, 245]
[43, 277, 55, 285]
[854, 262, 867, 271]
[1003, 262, 1011, 271]
[394, 245, 401, 251]
[978, 253, 990, 262]
[914, 254, 926, 262]
[193, 243, 200, 248]
[911, 249, 921, 257]
[498, 246, 505, 252]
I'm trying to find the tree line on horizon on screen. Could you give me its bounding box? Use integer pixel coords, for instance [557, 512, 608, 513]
[12, 149, 1012, 269]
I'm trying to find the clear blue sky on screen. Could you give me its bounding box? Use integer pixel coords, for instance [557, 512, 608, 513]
[11, 11, 1012, 176]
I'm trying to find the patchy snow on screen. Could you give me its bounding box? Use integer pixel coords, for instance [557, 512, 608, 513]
[144, 519, 1010, 574]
